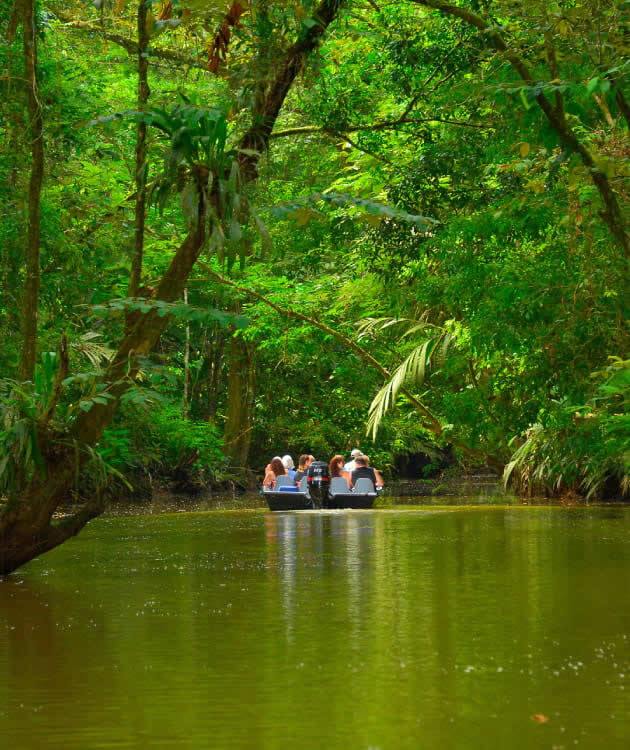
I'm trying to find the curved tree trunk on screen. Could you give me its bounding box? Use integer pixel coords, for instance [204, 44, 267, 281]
[0, 0, 345, 576]
[1, 199, 208, 575]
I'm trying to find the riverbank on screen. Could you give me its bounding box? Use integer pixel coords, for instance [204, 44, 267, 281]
[99, 494, 604, 519]
[104, 469, 505, 504]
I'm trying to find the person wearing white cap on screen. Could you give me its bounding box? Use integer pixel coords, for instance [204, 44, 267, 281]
[282, 455, 296, 481]
[343, 448, 362, 474]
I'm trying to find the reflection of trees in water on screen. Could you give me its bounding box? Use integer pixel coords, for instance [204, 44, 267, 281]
[279, 514, 298, 642]
[264, 512, 378, 636]
[0, 577, 110, 743]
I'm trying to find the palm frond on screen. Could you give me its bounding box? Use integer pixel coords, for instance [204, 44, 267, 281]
[72, 332, 114, 369]
[366, 334, 449, 439]
[356, 316, 438, 341]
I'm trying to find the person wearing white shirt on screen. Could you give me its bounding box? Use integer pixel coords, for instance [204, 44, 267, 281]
[343, 448, 362, 474]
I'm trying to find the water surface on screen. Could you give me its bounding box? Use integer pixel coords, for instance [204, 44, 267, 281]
[1, 505, 629, 749]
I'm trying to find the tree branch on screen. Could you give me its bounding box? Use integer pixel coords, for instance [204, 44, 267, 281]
[412, 0, 628, 258]
[201, 265, 444, 435]
[203, 267, 505, 470]
[53, 13, 209, 70]
[208, 0, 247, 74]
[270, 116, 494, 139]
[544, 32, 564, 122]
[238, 0, 345, 179]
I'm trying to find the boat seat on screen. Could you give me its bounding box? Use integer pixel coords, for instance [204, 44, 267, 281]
[330, 477, 350, 496]
[353, 478, 377, 495]
[274, 475, 294, 490]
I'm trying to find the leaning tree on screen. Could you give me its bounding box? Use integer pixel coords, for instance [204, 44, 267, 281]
[0, 0, 344, 575]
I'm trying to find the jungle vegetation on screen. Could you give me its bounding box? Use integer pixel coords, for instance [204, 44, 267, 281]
[0, 0, 628, 573]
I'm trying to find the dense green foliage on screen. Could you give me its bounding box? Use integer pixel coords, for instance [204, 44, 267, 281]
[1, 0, 628, 501]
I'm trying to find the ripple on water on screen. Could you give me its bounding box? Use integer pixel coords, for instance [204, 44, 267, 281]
[0, 505, 629, 749]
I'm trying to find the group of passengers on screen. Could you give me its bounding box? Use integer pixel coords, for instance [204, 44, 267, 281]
[263, 449, 383, 491]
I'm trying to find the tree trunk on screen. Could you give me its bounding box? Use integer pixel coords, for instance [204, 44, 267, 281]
[0, 0, 344, 575]
[196, 327, 226, 421]
[19, 0, 44, 381]
[0, 195, 208, 576]
[223, 326, 255, 469]
[128, 0, 150, 299]
[182, 288, 191, 417]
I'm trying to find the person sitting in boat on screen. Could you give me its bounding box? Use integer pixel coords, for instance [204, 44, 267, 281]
[343, 448, 362, 474]
[263, 457, 286, 489]
[329, 455, 351, 488]
[265, 455, 281, 472]
[294, 454, 313, 483]
[282, 455, 296, 481]
[350, 455, 384, 490]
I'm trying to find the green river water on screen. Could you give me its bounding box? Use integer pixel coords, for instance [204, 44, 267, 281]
[1, 504, 629, 749]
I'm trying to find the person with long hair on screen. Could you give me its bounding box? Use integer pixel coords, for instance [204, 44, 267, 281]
[329, 454, 351, 486]
[263, 457, 286, 489]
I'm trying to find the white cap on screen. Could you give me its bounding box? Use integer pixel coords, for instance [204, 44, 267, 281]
[282, 455, 295, 470]
[350, 448, 362, 457]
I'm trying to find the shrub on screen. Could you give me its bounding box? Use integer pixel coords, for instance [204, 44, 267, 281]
[99, 401, 226, 486]
[504, 358, 629, 499]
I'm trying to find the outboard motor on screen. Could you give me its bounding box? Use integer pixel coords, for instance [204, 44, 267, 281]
[306, 460, 329, 508]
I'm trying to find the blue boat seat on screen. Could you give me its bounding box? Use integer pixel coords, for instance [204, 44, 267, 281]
[274, 475, 295, 490]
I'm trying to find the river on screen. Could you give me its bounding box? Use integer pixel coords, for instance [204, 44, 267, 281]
[1, 504, 629, 749]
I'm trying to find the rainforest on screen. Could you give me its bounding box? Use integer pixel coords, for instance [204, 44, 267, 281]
[0, 1, 629, 573]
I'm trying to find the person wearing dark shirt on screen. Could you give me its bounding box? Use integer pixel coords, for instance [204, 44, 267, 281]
[294, 454, 313, 483]
[351, 455, 384, 489]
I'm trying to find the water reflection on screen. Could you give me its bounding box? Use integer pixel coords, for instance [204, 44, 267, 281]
[1, 508, 629, 749]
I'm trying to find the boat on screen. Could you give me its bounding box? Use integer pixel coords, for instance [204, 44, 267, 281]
[263, 475, 381, 511]
[262, 476, 315, 511]
[324, 477, 380, 509]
